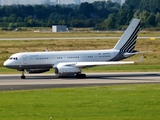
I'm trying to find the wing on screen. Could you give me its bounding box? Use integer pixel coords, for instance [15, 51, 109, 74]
[53, 61, 134, 68]
[52, 61, 135, 76]
[75, 61, 134, 68]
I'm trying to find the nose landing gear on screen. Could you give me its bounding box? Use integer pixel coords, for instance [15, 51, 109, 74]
[21, 70, 26, 79]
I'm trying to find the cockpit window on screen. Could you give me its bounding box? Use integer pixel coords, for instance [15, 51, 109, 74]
[9, 57, 18, 60]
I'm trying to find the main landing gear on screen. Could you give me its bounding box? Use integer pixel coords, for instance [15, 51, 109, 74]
[21, 70, 26, 79]
[76, 73, 86, 78]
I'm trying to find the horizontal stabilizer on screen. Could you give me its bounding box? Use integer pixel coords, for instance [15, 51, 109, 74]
[123, 51, 152, 57]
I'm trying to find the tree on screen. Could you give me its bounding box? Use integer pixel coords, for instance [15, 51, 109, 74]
[147, 13, 156, 26]
[79, 2, 95, 18]
[138, 0, 160, 13]
[16, 17, 23, 22]
[116, 5, 130, 25]
[58, 20, 66, 25]
[0, 1, 159, 30]
[104, 14, 116, 30]
[126, 0, 140, 9]
[140, 11, 150, 27]
[155, 12, 160, 23]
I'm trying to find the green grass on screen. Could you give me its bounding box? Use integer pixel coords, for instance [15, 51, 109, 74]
[0, 84, 160, 120]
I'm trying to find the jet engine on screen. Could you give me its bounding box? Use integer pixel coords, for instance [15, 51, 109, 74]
[26, 68, 50, 74]
[55, 66, 81, 76]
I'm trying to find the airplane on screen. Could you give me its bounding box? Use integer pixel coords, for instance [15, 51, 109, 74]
[4, 19, 143, 79]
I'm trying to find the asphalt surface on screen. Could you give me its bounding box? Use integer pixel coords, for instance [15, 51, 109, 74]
[0, 72, 160, 91]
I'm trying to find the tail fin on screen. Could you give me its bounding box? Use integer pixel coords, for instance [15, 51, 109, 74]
[113, 19, 140, 53]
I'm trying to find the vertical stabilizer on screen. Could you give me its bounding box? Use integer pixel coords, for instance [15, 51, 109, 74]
[113, 19, 140, 53]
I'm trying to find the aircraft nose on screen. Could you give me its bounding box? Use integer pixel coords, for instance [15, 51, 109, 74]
[3, 61, 7, 67]
[3, 60, 10, 67]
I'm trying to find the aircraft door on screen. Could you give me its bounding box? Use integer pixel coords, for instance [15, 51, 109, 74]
[23, 56, 28, 64]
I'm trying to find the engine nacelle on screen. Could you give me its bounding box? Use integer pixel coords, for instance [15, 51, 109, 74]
[55, 66, 81, 76]
[26, 68, 50, 74]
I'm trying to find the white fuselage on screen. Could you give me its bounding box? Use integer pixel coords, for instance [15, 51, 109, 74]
[4, 49, 120, 69]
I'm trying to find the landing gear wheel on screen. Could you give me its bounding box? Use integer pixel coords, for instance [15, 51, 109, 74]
[82, 74, 86, 78]
[76, 73, 86, 78]
[21, 70, 26, 79]
[21, 75, 26, 79]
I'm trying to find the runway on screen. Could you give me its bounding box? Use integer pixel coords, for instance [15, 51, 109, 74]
[0, 72, 160, 91]
[0, 37, 160, 40]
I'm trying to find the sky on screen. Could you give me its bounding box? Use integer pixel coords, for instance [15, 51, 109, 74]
[0, 0, 104, 5]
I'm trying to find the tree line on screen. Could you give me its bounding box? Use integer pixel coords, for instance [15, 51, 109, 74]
[0, 0, 160, 30]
